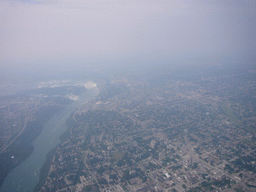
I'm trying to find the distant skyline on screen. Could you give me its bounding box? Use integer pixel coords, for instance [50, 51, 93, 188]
[1, 0, 255, 74]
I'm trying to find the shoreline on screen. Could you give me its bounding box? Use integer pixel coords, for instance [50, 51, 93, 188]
[33, 146, 57, 192]
[33, 121, 72, 192]
[0, 104, 66, 189]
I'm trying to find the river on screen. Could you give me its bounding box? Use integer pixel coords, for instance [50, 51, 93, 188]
[0, 87, 98, 192]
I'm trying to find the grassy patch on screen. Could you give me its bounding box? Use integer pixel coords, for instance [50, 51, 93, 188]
[218, 102, 243, 127]
[111, 150, 124, 161]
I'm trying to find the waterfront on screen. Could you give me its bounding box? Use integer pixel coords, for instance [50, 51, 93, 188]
[0, 86, 98, 192]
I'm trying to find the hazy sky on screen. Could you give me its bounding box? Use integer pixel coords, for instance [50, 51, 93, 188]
[0, 0, 255, 73]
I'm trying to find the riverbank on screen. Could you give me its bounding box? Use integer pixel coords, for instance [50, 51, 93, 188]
[0, 104, 65, 188]
[33, 120, 72, 192]
[33, 146, 57, 192]
[0, 86, 99, 192]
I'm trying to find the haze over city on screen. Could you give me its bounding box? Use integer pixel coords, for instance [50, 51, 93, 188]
[1, 0, 255, 76]
[0, 1, 256, 192]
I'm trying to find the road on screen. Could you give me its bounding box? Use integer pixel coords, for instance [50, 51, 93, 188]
[0, 115, 32, 153]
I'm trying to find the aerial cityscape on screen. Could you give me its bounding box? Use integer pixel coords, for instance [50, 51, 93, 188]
[1, 0, 255, 192]
[36, 66, 255, 192]
[2, 64, 255, 192]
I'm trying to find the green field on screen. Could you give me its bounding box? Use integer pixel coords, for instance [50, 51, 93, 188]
[218, 102, 243, 127]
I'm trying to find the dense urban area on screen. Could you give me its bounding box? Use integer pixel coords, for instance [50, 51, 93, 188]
[0, 66, 256, 192]
[36, 66, 256, 192]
